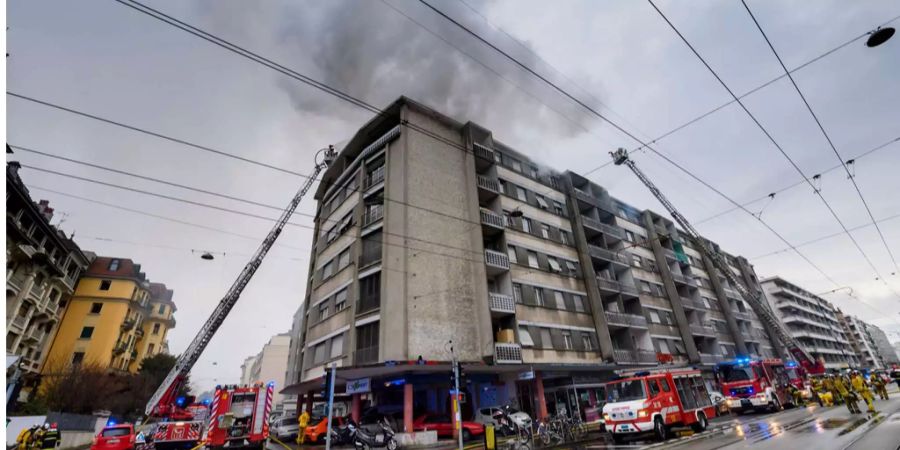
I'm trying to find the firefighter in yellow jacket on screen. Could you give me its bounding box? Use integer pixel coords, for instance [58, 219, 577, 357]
[16, 425, 38, 450]
[834, 375, 860, 414]
[851, 371, 876, 413]
[297, 409, 310, 445]
[872, 373, 889, 400]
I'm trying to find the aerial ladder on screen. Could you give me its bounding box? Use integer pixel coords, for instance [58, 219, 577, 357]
[611, 148, 825, 375]
[145, 146, 337, 418]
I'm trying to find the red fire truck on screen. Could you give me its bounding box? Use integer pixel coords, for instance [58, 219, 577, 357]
[204, 383, 275, 450]
[602, 368, 716, 444]
[716, 358, 802, 414]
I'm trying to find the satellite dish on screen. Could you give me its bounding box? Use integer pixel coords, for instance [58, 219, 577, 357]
[866, 27, 895, 48]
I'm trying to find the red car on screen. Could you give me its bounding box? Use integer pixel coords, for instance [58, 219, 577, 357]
[413, 414, 484, 441]
[91, 424, 136, 450]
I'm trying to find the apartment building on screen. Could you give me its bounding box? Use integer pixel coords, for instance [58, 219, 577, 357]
[838, 312, 884, 370]
[6, 161, 90, 399]
[240, 355, 259, 385]
[42, 256, 175, 373]
[243, 333, 291, 409]
[864, 322, 898, 368]
[283, 305, 306, 415]
[283, 97, 784, 429]
[760, 277, 858, 369]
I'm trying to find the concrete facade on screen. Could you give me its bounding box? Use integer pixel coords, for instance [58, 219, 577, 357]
[240, 355, 258, 385]
[246, 333, 291, 408]
[760, 277, 858, 369]
[865, 323, 899, 367]
[838, 312, 885, 370]
[285, 97, 783, 423]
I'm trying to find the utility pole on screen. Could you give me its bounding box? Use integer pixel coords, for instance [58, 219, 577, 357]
[324, 363, 337, 450]
[450, 341, 463, 450]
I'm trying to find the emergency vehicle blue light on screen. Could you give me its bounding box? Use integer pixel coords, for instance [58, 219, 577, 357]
[202, 399, 211, 405]
[268, 381, 276, 387]
[107, 419, 117, 426]
[634, 371, 650, 377]
[785, 361, 797, 368]
[176, 396, 186, 407]
[384, 378, 406, 387]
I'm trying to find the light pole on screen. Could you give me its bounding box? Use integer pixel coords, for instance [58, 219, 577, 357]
[449, 341, 463, 450]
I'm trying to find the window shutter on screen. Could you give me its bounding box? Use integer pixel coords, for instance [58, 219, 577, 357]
[511, 217, 523, 231]
[582, 296, 592, 313]
[573, 332, 586, 351]
[515, 247, 529, 265]
[537, 253, 550, 271]
[590, 333, 600, 351]
[550, 329, 565, 350]
[549, 227, 561, 242]
[529, 326, 543, 347]
[564, 294, 576, 312]
[526, 190, 537, 206]
[522, 285, 536, 306]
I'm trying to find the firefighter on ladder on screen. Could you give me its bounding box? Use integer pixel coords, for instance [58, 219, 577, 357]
[297, 408, 310, 445]
[851, 371, 876, 414]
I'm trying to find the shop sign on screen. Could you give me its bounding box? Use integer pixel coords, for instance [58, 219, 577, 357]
[345, 378, 371, 394]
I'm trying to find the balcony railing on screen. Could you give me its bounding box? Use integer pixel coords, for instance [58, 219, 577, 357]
[11, 316, 27, 329]
[670, 272, 695, 287]
[113, 343, 127, 355]
[614, 348, 658, 364]
[699, 353, 721, 365]
[664, 248, 676, 261]
[484, 250, 510, 271]
[27, 328, 46, 343]
[690, 322, 716, 336]
[489, 293, 516, 315]
[476, 175, 500, 193]
[734, 311, 753, 321]
[605, 311, 648, 328]
[473, 142, 495, 162]
[588, 245, 628, 265]
[362, 206, 384, 227]
[8, 272, 27, 291]
[713, 322, 730, 334]
[680, 296, 705, 310]
[363, 166, 385, 190]
[121, 319, 135, 331]
[357, 295, 380, 315]
[581, 216, 625, 240]
[494, 343, 522, 364]
[28, 284, 47, 302]
[354, 346, 379, 365]
[480, 209, 505, 230]
[597, 277, 639, 296]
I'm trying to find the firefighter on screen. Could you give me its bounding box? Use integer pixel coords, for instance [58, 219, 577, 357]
[810, 376, 825, 406]
[35, 423, 61, 450]
[787, 383, 804, 406]
[872, 373, 889, 400]
[851, 371, 876, 414]
[834, 375, 859, 414]
[824, 375, 842, 405]
[16, 425, 38, 450]
[297, 409, 310, 445]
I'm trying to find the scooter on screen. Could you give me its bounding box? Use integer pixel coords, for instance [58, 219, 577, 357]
[350, 418, 398, 450]
[330, 419, 357, 446]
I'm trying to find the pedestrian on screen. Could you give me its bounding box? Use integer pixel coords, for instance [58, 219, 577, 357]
[37, 423, 61, 450]
[297, 409, 310, 445]
[850, 372, 876, 414]
[834, 375, 859, 414]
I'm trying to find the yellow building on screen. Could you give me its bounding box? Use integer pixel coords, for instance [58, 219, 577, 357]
[42, 255, 175, 373]
[135, 282, 177, 368]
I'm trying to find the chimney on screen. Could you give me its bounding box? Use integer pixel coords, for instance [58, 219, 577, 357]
[37, 200, 55, 222]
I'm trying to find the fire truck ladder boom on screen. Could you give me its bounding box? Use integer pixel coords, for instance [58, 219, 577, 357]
[610, 149, 821, 372]
[145, 146, 337, 416]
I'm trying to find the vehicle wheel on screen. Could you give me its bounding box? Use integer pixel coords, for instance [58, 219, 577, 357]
[691, 413, 708, 433]
[654, 417, 668, 441]
[462, 429, 472, 441]
[612, 433, 626, 444]
[386, 438, 398, 450]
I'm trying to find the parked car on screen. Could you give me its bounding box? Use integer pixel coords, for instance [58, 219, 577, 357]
[91, 424, 137, 450]
[413, 414, 484, 441]
[270, 416, 299, 441]
[473, 406, 532, 434]
[304, 416, 346, 444]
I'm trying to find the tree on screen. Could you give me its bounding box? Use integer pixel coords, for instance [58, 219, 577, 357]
[138, 353, 191, 399]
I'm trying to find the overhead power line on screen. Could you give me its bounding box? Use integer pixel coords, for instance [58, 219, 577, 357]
[751, 211, 900, 260]
[647, 0, 900, 298]
[740, 0, 900, 276]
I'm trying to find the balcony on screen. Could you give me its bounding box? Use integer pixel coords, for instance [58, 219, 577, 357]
[354, 346, 379, 365]
[494, 343, 522, 364]
[680, 296, 705, 310]
[25, 327, 46, 343]
[113, 343, 127, 355]
[690, 322, 716, 337]
[588, 245, 628, 267]
[488, 292, 516, 316]
[664, 248, 676, 261]
[670, 272, 696, 287]
[28, 284, 47, 302]
[473, 142, 496, 171]
[130, 350, 139, 360]
[614, 348, 658, 365]
[713, 322, 730, 334]
[357, 294, 381, 315]
[362, 206, 384, 228]
[11, 316, 27, 330]
[733, 311, 753, 321]
[699, 353, 721, 365]
[484, 250, 510, 276]
[480, 208, 505, 236]
[363, 166, 385, 191]
[135, 328, 145, 339]
[724, 287, 741, 300]
[596, 277, 639, 297]
[605, 311, 648, 329]
[121, 319, 135, 331]
[477, 175, 500, 202]
[581, 216, 625, 241]
[8, 272, 27, 291]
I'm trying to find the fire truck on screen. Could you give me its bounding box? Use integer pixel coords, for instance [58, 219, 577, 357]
[204, 384, 275, 450]
[715, 358, 803, 414]
[602, 368, 717, 444]
[140, 147, 337, 450]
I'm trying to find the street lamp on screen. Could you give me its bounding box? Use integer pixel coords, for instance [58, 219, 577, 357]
[866, 27, 895, 47]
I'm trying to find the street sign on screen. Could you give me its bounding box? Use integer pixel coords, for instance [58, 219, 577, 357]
[517, 370, 535, 380]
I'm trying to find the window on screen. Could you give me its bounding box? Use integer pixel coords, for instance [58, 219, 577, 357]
[529, 166, 539, 178]
[658, 340, 670, 354]
[494, 151, 502, 163]
[148, 343, 156, 355]
[80, 327, 94, 339]
[72, 352, 85, 365]
[511, 159, 522, 172]
[519, 327, 534, 347]
[108, 259, 120, 271]
[582, 334, 593, 351]
[660, 379, 672, 392]
[319, 301, 330, 320]
[553, 201, 565, 215]
[536, 195, 549, 210]
[99, 280, 112, 291]
[338, 249, 351, 269]
[573, 295, 585, 312]
[322, 260, 335, 279]
[554, 291, 566, 309]
[640, 281, 652, 294]
[540, 328, 552, 348]
[152, 323, 161, 335]
[158, 303, 166, 314]
[673, 341, 687, 355]
[361, 231, 382, 266]
[515, 186, 527, 202]
[356, 322, 379, 354]
[560, 231, 569, 245]
[335, 289, 348, 312]
[649, 310, 661, 324]
[631, 254, 642, 268]
[507, 246, 518, 264]
[541, 224, 550, 239]
[625, 230, 635, 243]
[90, 303, 103, 314]
[548, 257, 562, 273]
[662, 311, 674, 325]
[648, 379, 661, 397]
[499, 179, 506, 193]
[513, 283, 523, 303]
[522, 218, 532, 233]
[313, 342, 327, 364]
[359, 273, 381, 313]
[562, 331, 573, 350]
[565, 260, 577, 274]
[331, 335, 344, 359]
[527, 251, 539, 268]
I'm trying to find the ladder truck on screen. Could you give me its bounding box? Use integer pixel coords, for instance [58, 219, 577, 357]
[611, 148, 825, 376]
[143, 146, 337, 450]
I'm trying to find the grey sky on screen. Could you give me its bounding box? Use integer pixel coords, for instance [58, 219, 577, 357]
[8, 0, 900, 388]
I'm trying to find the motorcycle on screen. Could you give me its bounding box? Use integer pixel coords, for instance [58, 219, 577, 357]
[350, 418, 398, 450]
[329, 419, 357, 446]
